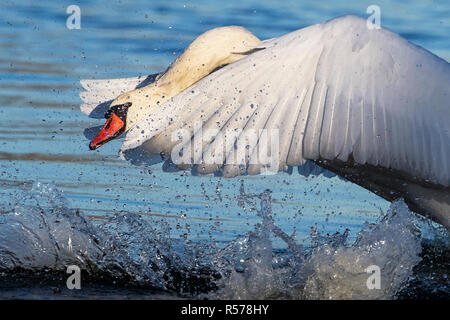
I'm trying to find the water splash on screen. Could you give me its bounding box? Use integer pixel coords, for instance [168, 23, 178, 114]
[301, 201, 423, 299]
[0, 182, 104, 272]
[209, 189, 423, 299]
[0, 182, 446, 299]
[0, 182, 220, 294]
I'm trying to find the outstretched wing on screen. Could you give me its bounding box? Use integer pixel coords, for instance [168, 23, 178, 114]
[121, 15, 450, 186]
[79, 73, 160, 118]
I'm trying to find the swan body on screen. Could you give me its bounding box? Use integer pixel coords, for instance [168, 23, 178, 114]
[80, 15, 450, 229]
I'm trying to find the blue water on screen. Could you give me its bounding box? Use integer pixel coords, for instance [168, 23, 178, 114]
[0, 0, 448, 299]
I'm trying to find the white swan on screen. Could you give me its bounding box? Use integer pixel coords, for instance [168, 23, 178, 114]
[79, 15, 450, 229]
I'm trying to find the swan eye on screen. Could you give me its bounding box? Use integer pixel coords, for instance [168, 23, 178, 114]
[104, 102, 132, 119]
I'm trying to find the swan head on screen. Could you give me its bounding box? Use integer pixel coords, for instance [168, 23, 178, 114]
[89, 26, 261, 150]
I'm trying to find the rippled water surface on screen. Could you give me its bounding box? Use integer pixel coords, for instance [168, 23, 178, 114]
[0, 0, 449, 299]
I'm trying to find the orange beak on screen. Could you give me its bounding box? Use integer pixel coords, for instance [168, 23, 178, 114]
[89, 113, 125, 150]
